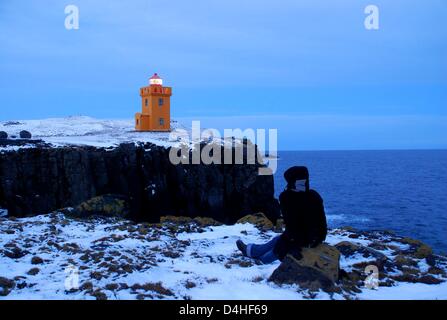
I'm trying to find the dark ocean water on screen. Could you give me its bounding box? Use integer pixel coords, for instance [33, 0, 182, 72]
[273, 150, 447, 253]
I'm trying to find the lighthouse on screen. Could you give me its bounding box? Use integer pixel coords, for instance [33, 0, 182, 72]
[135, 73, 172, 131]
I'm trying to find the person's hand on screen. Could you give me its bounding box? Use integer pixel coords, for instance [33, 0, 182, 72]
[274, 218, 285, 233]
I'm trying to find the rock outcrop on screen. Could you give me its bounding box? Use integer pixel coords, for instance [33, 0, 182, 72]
[335, 241, 387, 270]
[269, 244, 341, 292]
[67, 194, 130, 219]
[0, 142, 279, 224]
[236, 212, 275, 230]
[236, 213, 284, 232]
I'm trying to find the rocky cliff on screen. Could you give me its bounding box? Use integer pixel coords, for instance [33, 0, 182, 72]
[0, 141, 279, 223]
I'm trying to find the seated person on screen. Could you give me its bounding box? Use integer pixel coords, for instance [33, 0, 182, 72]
[236, 166, 327, 264]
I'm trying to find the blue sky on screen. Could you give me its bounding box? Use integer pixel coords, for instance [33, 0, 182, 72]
[0, 0, 446, 150]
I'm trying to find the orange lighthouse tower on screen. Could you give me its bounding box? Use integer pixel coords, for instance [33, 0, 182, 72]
[135, 73, 172, 131]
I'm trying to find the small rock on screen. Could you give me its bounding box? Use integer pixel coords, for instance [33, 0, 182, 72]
[105, 283, 119, 291]
[121, 264, 133, 273]
[80, 281, 93, 291]
[90, 271, 103, 280]
[0, 277, 15, 296]
[27, 268, 40, 276]
[16, 281, 27, 290]
[91, 289, 107, 300]
[61, 243, 81, 254]
[119, 283, 129, 290]
[31, 256, 44, 265]
[185, 281, 196, 289]
[394, 254, 418, 268]
[162, 250, 180, 259]
[0, 131, 8, 139]
[19, 130, 32, 139]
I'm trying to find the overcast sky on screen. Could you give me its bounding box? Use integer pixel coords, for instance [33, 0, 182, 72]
[0, 0, 446, 150]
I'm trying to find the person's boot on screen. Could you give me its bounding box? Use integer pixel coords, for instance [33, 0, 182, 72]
[236, 240, 248, 256]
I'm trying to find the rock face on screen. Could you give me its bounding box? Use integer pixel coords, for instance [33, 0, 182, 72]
[269, 244, 340, 292]
[0, 142, 279, 223]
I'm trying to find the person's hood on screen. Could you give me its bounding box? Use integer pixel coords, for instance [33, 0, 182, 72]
[284, 166, 310, 191]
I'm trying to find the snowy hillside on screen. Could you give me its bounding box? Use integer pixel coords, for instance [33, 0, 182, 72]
[0, 116, 191, 149]
[1, 213, 446, 300]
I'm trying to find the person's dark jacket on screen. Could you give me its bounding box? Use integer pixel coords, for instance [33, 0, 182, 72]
[273, 188, 327, 260]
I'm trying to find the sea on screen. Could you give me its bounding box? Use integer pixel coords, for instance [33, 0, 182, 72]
[273, 150, 447, 254]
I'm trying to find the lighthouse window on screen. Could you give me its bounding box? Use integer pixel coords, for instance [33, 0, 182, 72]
[145, 99, 148, 107]
[158, 98, 164, 106]
[159, 118, 164, 126]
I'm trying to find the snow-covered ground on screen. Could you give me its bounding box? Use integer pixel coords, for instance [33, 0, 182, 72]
[1, 213, 446, 300]
[0, 116, 252, 155]
[0, 116, 191, 150]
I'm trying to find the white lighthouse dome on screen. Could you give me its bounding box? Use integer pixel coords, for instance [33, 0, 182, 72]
[149, 73, 163, 86]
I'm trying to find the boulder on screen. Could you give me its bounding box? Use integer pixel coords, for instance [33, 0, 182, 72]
[19, 130, 32, 139]
[0, 131, 7, 139]
[269, 243, 341, 292]
[70, 194, 130, 218]
[236, 212, 274, 231]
